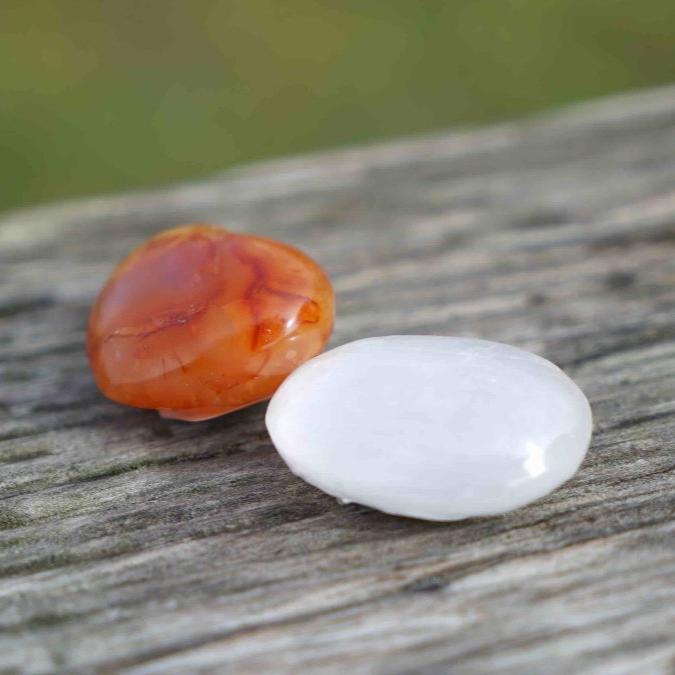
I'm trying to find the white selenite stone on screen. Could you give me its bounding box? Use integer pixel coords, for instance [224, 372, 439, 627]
[266, 336, 593, 521]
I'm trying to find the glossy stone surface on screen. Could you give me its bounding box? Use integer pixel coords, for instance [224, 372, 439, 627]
[266, 336, 593, 521]
[87, 225, 334, 421]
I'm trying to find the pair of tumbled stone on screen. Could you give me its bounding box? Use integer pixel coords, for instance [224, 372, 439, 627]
[88, 225, 592, 521]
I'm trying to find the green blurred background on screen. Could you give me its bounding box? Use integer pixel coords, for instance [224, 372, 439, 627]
[2, 0, 675, 214]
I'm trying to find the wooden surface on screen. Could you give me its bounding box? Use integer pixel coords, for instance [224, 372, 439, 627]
[1, 86, 675, 675]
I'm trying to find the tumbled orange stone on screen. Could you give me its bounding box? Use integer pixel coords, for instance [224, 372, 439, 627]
[87, 225, 334, 421]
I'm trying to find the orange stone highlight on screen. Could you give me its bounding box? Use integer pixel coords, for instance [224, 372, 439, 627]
[87, 225, 335, 421]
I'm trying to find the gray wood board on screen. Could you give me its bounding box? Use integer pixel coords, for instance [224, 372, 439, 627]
[1, 86, 674, 675]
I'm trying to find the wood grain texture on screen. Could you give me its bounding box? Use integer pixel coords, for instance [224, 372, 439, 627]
[1, 86, 674, 675]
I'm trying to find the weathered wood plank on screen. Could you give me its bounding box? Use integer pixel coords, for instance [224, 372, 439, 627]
[1, 86, 674, 675]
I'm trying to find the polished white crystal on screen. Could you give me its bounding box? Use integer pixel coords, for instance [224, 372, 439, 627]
[266, 336, 593, 521]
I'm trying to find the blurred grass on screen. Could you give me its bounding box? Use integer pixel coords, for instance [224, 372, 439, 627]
[2, 0, 675, 213]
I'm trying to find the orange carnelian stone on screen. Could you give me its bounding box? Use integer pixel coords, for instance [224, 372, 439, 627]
[87, 225, 334, 421]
